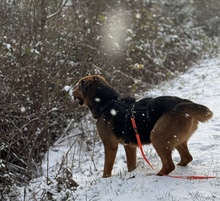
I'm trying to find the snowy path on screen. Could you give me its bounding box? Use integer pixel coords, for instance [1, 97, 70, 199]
[73, 57, 220, 201]
[19, 58, 220, 201]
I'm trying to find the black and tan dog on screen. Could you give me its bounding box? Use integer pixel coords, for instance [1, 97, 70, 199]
[73, 75, 213, 177]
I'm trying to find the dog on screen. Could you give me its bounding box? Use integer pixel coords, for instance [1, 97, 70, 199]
[73, 75, 213, 177]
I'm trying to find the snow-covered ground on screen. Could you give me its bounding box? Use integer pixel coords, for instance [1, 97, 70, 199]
[18, 57, 220, 201]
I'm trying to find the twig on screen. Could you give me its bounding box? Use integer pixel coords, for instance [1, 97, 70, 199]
[47, 0, 69, 20]
[55, 141, 78, 178]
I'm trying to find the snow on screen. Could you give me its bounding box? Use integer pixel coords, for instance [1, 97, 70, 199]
[20, 106, 26, 113]
[18, 57, 220, 200]
[63, 85, 73, 100]
[95, 97, 101, 102]
[110, 109, 117, 116]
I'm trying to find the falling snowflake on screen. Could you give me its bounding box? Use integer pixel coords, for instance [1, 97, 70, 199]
[110, 109, 117, 116]
[20, 106, 26, 113]
[185, 113, 190, 117]
[94, 97, 101, 102]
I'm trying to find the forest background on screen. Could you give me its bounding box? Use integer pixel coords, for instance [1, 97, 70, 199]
[0, 0, 220, 198]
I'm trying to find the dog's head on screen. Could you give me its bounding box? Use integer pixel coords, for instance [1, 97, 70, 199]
[73, 75, 108, 106]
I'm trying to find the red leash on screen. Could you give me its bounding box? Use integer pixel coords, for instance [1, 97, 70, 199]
[131, 117, 217, 180]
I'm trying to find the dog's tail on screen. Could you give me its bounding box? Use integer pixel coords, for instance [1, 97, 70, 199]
[174, 102, 213, 122]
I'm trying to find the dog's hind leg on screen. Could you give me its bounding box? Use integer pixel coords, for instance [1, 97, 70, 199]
[151, 131, 175, 175]
[124, 145, 137, 172]
[152, 144, 175, 176]
[150, 114, 176, 175]
[176, 141, 193, 166]
[175, 118, 197, 166]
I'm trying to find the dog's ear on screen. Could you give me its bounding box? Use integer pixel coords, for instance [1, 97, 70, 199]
[80, 75, 105, 96]
[93, 75, 106, 82]
[93, 75, 101, 81]
[80, 78, 93, 97]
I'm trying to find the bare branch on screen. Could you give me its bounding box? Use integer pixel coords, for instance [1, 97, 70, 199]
[47, 0, 69, 20]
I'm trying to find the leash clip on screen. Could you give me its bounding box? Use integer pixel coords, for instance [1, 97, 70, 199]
[131, 104, 136, 118]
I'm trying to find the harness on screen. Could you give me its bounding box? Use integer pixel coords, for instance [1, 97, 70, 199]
[122, 99, 153, 144]
[97, 97, 153, 144]
[96, 99, 116, 118]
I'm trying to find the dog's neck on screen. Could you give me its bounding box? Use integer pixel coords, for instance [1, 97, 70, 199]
[88, 84, 120, 119]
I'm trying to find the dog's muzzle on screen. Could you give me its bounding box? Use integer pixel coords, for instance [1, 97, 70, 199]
[73, 87, 84, 106]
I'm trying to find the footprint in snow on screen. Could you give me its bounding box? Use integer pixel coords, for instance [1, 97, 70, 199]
[213, 134, 220, 139]
[211, 126, 220, 131]
[200, 144, 217, 151]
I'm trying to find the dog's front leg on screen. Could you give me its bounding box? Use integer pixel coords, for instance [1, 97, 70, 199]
[102, 142, 118, 178]
[124, 145, 137, 172]
[97, 119, 119, 177]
